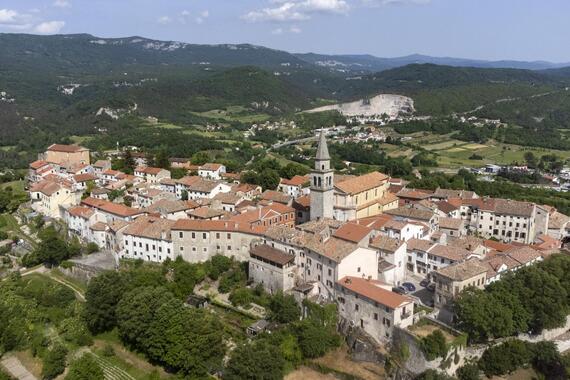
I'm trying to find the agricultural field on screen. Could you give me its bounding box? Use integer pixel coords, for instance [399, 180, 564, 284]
[193, 106, 272, 123]
[394, 131, 570, 170]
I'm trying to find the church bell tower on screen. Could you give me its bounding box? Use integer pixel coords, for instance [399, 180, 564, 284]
[310, 130, 334, 220]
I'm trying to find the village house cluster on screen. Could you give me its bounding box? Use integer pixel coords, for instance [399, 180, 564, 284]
[26, 134, 570, 345]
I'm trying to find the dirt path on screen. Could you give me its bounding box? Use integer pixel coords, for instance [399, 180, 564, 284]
[1, 354, 38, 380]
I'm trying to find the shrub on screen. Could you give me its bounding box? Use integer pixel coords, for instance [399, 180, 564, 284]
[65, 353, 104, 380]
[228, 288, 253, 307]
[419, 330, 448, 361]
[456, 362, 480, 380]
[41, 344, 68, 380]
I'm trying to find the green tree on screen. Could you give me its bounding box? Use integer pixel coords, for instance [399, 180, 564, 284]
[268, 292, 300, 323]
[154, 149, 170, 169]
[116, 287, 176, 350]
[65, 354, 104, 380]
[479, 339, 533, 377]
[123, 150, 136, 174]
[224, 341, 286, 380]
[84, 271, 128, 333]
[192, 152, 210, 165]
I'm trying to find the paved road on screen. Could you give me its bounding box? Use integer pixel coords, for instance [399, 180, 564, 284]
[1, 355, 37, 380]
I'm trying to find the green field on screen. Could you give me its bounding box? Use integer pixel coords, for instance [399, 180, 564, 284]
[395, 131, 570, 169]
[193, 106, 272, 123]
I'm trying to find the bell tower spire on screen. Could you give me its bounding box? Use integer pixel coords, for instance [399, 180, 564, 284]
[310, 130, 334, 220]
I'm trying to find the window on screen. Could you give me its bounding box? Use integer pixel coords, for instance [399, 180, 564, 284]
[179, 232, 183, 238]
[357, 267, 361, 273]
[227, 245, 232, 250]
[202, 233, 207, 239]
[191, 232, 196, 239]
[355, 304, 359, 311]
[374, 313, 378, 320]
[328, 268, 332, 276]
[216, 233, 220, 239]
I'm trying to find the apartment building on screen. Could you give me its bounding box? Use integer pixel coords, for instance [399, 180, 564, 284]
[462, 198, 549, 244]
[30, 180, 78, 219]
[121, 216, 175, 263]
[171, 219, 264, 263]
[198, 163, 226, 180]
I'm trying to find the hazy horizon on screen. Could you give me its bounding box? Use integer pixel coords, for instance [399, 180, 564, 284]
[1, 0, 569, 62]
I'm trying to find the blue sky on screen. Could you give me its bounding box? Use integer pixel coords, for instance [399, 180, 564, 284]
[1, 0, 569, 62]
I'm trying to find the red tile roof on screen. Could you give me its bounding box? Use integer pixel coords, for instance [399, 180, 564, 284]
[81, 197, 144, 218]
[280, 175, 309, 187]
[30, 160, 49, 170]
[47, 144, 88, 153]
[337, 276, 413, 309]
[73, 173, 98, 183]
[333, 223, 372, 243]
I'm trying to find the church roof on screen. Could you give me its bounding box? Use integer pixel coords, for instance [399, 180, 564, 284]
[315, 131, 330, 161]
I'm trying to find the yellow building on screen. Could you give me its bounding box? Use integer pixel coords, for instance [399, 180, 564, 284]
[333, 172, 399, 221]
[45, 144, 90, 167]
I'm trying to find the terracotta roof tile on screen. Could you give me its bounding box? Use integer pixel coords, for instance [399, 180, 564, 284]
[335, 171, 389, 195]
[337, 276, 413, 309]
[333, 223, 372, 243]
[250, 244, 295, 266]
[47, 144, 88, 153]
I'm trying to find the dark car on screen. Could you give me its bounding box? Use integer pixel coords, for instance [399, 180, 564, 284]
[402, 282, 416, 292]
[392, 286, 408, 295]
[420, 278, 430, 287]
[427, 283, 436, 292]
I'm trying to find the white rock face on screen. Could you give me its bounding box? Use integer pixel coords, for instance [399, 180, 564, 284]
[305, 94, 415, 118]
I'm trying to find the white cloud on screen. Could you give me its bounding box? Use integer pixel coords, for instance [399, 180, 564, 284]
[0, 9, 35, 30]
[181, 10, 190, 17]
[34, 20, 65, 34]
[157, 15, 172, 25]
[0, 9, 21, 24]
[272, 27, 284, 35]
[53, 0, 72, 9]
[243, 0, 348, 23]
[195, 10, 209, 25]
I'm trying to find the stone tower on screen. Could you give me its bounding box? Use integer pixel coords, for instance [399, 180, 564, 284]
[310, 131, 334, 220]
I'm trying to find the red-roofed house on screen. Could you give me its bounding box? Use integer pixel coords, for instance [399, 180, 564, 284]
[198, 163, 226, 180]
[278, 175, 310, 198]
[134, 166, 171, 184]
[30, 180, 78, 218]
[336, 276, 414, 343]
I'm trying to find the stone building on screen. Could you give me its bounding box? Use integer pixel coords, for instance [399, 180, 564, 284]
[336, 276, 414, 343]
[248, 244, 296, 294]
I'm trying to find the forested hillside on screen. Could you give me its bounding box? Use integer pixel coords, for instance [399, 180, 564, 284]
[3, 33, 570, 169]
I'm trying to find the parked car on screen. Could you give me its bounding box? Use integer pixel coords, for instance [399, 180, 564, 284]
[392, 286, 408, 295]
[420, 278, 430, 287]
[427, 283, 436, 292]
[402, 282, 416, 292]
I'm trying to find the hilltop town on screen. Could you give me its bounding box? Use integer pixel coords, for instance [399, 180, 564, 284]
[9, 130, 569, 378]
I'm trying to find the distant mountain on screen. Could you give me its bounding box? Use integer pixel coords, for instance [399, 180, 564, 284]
[2, 32, 570, 151]
[295, 52, 570, 73]
[0, 33, 311, 75]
